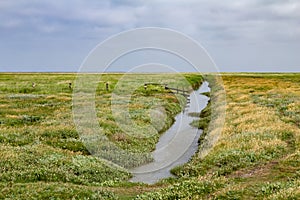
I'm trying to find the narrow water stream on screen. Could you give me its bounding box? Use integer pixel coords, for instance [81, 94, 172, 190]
[129, 82, 210, 184]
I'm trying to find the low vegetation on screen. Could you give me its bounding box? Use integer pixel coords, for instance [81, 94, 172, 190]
[139, 73, 300, 199]
[0, 73, 299, 199]
[0, 73, 203, 198]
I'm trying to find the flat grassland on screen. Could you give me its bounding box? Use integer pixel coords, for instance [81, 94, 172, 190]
[0, 73, 299, 199]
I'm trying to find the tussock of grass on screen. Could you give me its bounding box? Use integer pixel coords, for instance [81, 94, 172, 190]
[0, 182, 118, 200]
[0, 144, 130, 185]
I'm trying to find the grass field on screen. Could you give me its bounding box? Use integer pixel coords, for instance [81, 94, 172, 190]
[0, 73, 299, 199]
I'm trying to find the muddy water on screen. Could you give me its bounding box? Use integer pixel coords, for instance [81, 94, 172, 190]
[129, 82, 210, 184]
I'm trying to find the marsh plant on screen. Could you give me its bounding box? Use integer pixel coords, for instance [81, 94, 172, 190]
[1, 73, 299, 199]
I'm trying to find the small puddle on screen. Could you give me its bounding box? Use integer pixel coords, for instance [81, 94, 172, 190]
[129, 82, 210, 184]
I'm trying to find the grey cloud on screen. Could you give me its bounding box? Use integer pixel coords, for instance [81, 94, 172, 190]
[1, 0, 299, 42]
[0, 0, 299, 71]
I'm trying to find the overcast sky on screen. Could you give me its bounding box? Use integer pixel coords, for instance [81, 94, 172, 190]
[0, 0, 299, 72]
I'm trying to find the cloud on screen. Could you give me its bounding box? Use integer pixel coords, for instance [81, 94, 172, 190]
[0, 1, 136, 35]
[0, 0, 299, 71]
[1, 0, 299, 42]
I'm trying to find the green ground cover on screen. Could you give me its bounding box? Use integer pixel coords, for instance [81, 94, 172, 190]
[1, 73, 299, 199]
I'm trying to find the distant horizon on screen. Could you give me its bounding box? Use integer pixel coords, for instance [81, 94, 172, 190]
[0, 69, 299, 73]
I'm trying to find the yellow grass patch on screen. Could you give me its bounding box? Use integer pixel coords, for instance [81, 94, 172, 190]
[5, 115, 21, 119]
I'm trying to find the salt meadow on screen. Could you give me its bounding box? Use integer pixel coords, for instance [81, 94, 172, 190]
[0, 73, 299, 199]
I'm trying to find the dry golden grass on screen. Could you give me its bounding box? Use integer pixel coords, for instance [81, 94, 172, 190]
[206, 74, 300, 198]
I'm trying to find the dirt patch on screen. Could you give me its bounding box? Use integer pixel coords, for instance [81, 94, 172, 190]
[230, 161, 279, 179]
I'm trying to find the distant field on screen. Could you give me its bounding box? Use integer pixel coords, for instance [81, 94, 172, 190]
[0, 73, 299, 199]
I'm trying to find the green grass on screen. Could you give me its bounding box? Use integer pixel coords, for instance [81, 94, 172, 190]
[0, 182, 118, 200]
[1, 73, 299, 199]
[0, 72, 203, 199]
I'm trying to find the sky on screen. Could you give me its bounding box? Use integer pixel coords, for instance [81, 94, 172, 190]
[0, 0, 299, 72]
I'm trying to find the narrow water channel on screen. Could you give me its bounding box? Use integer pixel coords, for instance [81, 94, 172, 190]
[129, 82, 210, 184]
